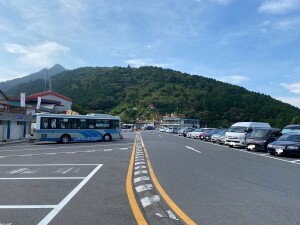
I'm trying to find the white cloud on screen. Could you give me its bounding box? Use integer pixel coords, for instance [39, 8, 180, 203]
[281, 82, 300, 94]
[276, 96, 300, 108]
[259, 0, 300, 14]
[3, 41, 69, 68]
[125, 58, 170, 68]
[219, 75, 249, 84]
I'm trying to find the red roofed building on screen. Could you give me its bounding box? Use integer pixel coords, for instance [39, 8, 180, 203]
[27, 91, 72, 113]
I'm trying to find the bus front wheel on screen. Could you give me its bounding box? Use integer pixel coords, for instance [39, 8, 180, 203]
[60, 135, 71, 144]
[103, 134, 112, 142]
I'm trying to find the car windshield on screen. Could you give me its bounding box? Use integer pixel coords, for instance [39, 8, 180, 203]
[227, 126, 247, 133]
[193, 129, 202, 132]
[277, 134, 300, 142]
[281, 127, 300, 134]
[249, 129, 269, 138]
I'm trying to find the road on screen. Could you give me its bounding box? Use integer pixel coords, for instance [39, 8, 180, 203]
[1, 131, 300, 225]
[141, 131, 300, 225]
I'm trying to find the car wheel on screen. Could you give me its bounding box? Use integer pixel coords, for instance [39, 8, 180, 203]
[60, 135, 70, 144]
[103, 134, 112, 142]
[269, 152, 275, 156]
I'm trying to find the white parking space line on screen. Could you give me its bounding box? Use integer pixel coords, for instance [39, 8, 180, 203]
[38, 164, 103, 225]
[0, 205, 56, 209]
[0, 164, 99, 166]
[0, 147, 129, 159]
[0, 177, 85, 180]
[0, 143, 133, 153]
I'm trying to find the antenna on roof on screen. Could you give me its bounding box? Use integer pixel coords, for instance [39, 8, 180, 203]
[44, 68, 52, 91]
[44, 69, 47, 92]
[49, 69, 52, 91]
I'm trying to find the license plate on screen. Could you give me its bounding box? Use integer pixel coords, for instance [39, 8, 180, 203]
[275, 149, 283, 154]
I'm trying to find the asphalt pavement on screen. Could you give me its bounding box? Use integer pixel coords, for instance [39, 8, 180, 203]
[0, 135, 136, 225]
[140, 131, 300, 225]
[2, 131, 300, 225]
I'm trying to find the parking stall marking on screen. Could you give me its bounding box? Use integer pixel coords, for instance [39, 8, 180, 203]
[0, 177, 85, 180]
[0, 163, 102, 225]
[0, 143, 133, 153]
[0, 147, 129, 159]
[38, 164, 102, 225]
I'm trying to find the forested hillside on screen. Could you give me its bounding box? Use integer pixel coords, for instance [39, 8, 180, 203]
[7, 66, 300, 127]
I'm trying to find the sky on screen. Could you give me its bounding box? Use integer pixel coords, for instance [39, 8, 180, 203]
[0, 0, 300, 108]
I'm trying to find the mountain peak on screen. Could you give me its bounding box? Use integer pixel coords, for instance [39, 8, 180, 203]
[0, 64, 66, 92]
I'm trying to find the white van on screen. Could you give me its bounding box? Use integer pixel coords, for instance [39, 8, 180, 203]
[225, 122, 271, 147]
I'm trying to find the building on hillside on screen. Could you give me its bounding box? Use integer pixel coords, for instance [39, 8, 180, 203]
[160, 114, 200, 128]
[0, 90, 32, 142]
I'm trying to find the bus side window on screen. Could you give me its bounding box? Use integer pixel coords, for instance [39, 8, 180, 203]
[50, 118, 57, 129]
[110, 120, 119, 129]
[41, 118, 49, 129]
[69, 119, 79, 129]
[79, 119, 88, 129]
[88, 119, 95, 129]
[58, 119, 68, 129]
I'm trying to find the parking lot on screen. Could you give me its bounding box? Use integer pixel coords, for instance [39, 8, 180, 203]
[0, 136, 136, 225]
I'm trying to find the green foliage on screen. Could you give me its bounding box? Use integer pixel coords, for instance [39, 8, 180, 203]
[6, 66, 300, 128]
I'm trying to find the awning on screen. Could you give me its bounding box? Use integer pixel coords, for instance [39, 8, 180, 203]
[40, 104, 55, 109]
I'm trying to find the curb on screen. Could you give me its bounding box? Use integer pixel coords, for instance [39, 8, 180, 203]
[0, 139, 29, 147]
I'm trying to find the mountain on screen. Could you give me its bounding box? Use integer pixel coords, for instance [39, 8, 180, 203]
[6, 66, 300, 127]
[0, 64, 66, 92]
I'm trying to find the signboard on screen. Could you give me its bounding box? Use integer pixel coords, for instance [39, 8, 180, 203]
[36, 96, 41, 109]
[20, 92, 26, 107]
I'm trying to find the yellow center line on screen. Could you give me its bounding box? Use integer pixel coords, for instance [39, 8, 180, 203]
[140, 134, 197, 225]
[126, 133, 148, 225]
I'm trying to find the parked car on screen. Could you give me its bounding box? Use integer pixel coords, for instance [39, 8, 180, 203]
[178, 127, 189, 136]
[159, 127, 165, 132]
[165, 127, 179, 134]
[205, 129, 220, 141]
[199, 128, 216, 140]
[281, 124, 300, 134]
[217, 129, 228, 145]
[246, 128, 281, 152]
[188, 128, 204, 139]
[183, 128, 196, 137]
[225, 122, 271, 148]
[211, 129, 227, 142]
[267, 133, 300, 156]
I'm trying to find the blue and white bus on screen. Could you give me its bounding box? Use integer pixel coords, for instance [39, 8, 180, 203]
[31, 113, 122, 143]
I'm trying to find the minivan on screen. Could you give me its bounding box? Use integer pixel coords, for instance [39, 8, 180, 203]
[225, 122, 271, 148]
[245, 128, 281, 151]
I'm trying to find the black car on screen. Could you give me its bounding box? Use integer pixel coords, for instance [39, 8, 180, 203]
[246, 128, 281, 152]
[267, 133, 300, 156]
[183, 128, 195, 137]
[204, 129, 219, 141]
[281, 124, 300, 134]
